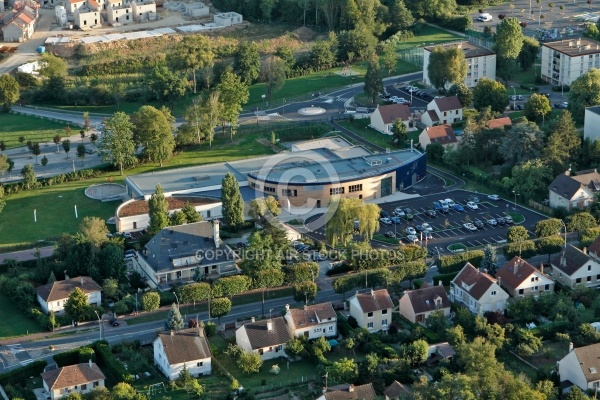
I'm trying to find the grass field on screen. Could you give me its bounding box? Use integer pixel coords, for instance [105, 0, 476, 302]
[397, 25, 464, 50]
[0, 293, 43, 337]
[0, 113, 72, 149]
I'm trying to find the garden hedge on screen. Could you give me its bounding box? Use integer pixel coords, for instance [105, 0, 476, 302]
[438, 250, 484, 273]
[93, 342, 132, 384]
[53, 347, 96, 367]
[432, 272, 459, 286]
[0, 359, 46, 386]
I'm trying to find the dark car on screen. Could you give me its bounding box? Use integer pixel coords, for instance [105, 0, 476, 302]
[404, 207, 412, 214]
[517, 104, 524, 110]
[380, 210, 390, 219]
[111, 320, 120, 327]
[432, 201, 442, 211]
[473, 220, 484, 229]
[384, 231, 396, 238]
[425, 209, 437, 218]
[496, 217, 506, 225]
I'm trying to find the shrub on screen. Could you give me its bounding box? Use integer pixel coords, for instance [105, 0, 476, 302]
[438, 250, 485, 273]
[432, 272, 458, 286]
[348, 315, 358, 329]
[93, 342, 132, 384]
[205, 321, 217, 337]
[0, 359, 47, 386]
[326, 262, 352, 276]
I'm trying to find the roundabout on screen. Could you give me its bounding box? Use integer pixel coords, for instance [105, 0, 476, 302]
[298, 106, 326, 116]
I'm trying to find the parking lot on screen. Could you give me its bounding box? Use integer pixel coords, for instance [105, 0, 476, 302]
[304, 190, 547, 257]
[385, 84, 430, 109]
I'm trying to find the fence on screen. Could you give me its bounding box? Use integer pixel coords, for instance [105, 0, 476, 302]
[249, 375, 318, 394]
[398, 47, 424, 68]
[528, 199, 553, 215]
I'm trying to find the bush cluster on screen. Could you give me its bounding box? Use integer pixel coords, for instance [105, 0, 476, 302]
[93, 341, 133, 384]
[438, 250, 485, 273]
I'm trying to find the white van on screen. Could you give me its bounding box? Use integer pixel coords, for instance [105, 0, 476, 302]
[477, 13, 492, 22]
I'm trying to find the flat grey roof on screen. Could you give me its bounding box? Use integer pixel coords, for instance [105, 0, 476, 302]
[544, 38, 600, 57]
[292, 136, 354, 151]
[424, 41, 495, 58]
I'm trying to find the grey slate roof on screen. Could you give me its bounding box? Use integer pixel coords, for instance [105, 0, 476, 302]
[239, 317, 291, 350]
[551, 244, 594, 276]
[403, 285, 450, 314]
[549, 170, 600, 200]
[157, 328, 212, 365]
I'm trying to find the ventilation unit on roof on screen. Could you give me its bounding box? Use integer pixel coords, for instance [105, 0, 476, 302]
[316, 168, 322, 174]
[367, 159, 382, 166]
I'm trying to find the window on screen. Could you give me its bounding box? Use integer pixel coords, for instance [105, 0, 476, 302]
[443, 111, 447, 116]
[588, 276, 592, 282]
[281, 189, 297, 197]
[330, 187, 344, 195]
[314, 328, 321, 332]
[328, 326, 333, 331]
[81, 384, 87, 390]
[250, 182, 261, 190]
[264, 186, 275, 193]
[367, 312, 373, 318]
[382, 319, 388, 326]
[576, 278, 582, 283]
[197, 362, 203, 367]
[94, 382, 99, 387]
[589, 265, 592, 271]
[531, 277, 535, 282]
[491, 290, 497, 296]
[533, 286, 539, 291]
[518, 289, 524, 295]
[367, 322, 373, 329]
[456, 110, 459, 114]
[545, 284, 550, 291]
[349, 184, 363, 193]
[382, 309, 388, 314]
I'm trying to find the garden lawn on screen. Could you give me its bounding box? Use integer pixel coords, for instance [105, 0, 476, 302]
[497, 352, 538, 382]
[396, 25, 464, 50]
[0, 113, 71, 149]
[0, 293, 43, 337]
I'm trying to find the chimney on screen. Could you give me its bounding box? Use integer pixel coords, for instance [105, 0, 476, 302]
[438, 280, 442, 286]
[89, 359, 92, 368]
[267, 321, 273, 331]
[561, 252, 567, 268]
[80, 277, 84, 286]
[213, 219, 220, 249]
[514, 261, 519, 274]
[539, 263, 544, 275]
[251, 317, 255, 323]
[371, 289, 375, 297]
[483, 268, 488, 274]
[569, 342, 574, 353]
[583, 247, 588, 255]
[304, 304, 308, 310]
[497, 277, 501, 287]
[348, 384, 355, 393]
[285, 304, 290, 312]
[170, 330, 174, 336]
[64, 270, 69, 280]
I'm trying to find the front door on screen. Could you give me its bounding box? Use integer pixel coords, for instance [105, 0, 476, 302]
[381, 177, 393, 197]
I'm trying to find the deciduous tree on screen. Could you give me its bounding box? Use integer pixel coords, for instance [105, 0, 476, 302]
[535, 218, 564, 237]
[569, 68, 600, 123]
[212, 275, 252, 298]
[381, 41, 397, 75]
[363, 54, 383, 104]
[148, 184, 169, 235]
[210, 297, 231, 324]
[293, 281, 317, 304]
[168, 35, 214, 93]
[237, 351, 262, 374]
[98, 112, 137, 175]
[78, 216, 109, 247]
[147, 64, 188, 110]
[389, 0, 414, 31]
[233, 42, 261, 84]
[473, 78, 509, 113]
[260, 56, 286, 99]
[216, 67, 249, 140]
[518, 36, 540, 70]
[427, 46, 467, 91]
[507, 226, 529, 243]
[536, 235, 564, 262]
[0, 74, 20, 111]
[65, 287, 90, 322]
[543, 110, 581, 175]
[499, 122, 544, 168]
[20, 163, 36, 190]
[62, 139, 71, 159]
[447, 82, 473, 107]
[523, 93, 552, 123]
[221, 172, 245, 231]
[567, 212, 597, 233]
[131, 105, 175, 166]
[76, 143, 86, 165]
[391, 118, 408, 147]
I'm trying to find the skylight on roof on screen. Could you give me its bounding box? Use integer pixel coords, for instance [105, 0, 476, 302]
[591, 367, 597, 374]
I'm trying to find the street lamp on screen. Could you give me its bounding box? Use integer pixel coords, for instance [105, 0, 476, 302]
[512, 191, 519, 210]
[282, 98, 286, 118]
[172, 291, 180, 310]
[93, 310, 102, 341]
[559, 219, 567, 249]
[510, 86, 516, 110]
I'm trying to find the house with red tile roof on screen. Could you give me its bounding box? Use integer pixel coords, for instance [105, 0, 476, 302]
[36, 276, 102, 315]
[41, 361, 105, 400]
[2, 6, 37, 42]
[235, 317, 291, 361]
[486, 117, 512, 129]
[418, 124, 458, 150]
[495, 256, 555, 297]
[399, 282, 450, 324]
[551, 244, 600, 288]
[153, 328, 212, 380]
[449, 263, 509, 315]
[420, 96, 463, 127]
[316, 383, 377, 400]
[283, 303, 337, 340]
[348, 289, 393, 332]
[369, 104, 411, 135]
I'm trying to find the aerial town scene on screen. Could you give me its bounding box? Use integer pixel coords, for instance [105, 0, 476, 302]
[4, 0, 600, 398]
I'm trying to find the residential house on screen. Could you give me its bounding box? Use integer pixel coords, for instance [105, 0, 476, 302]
[449, 263, 509, 315]
[384, 381, 411, 400]
[558, 342, 600, 392]
[73, 0, 101, 28]
[551, 244, 600, 288]
[214, 11, 243, 26]
[2, 6, 37, 42]
[283, 303, 337, 340]
[369, 104, 411, 135]
[585, 106, 600, 142]
[66, 0, 86, 13]
[316, 383, 377, 400]
[588, 235, 600, 260]
[548, 169, 600, 210]
[495, 256, 555, 297]
[420, 96, 463, 127]
[423, 41, 496, 88]
[541, 38, 600, 86]
[399, 282, 450, 324]
[41, 361, 105, 400]
[235, 317, 291, 361]
[131, 0, 156, 21]
[348, 289, 393, 332]
[486, 117, 512, 129]
[419, 125, 458, 150]
[36, 276, 102, 315]
[426, 342, 456, 366]
[153, 328, 212, 380]
[131, 220, 239, 289]
[106, 0, 132, 25]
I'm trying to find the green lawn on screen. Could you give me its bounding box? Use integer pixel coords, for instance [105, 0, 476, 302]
[497, 352, 538, 382]
[0, 113, 73, 149]
[505, 212, 525, 224]
[510, 66, 542, 89]
[396, 25, 464, 50]
[0, 293, 43, 337]
[336, 119, 396, 150]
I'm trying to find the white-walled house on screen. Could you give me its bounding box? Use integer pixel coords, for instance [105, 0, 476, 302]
[419, 125, 458, 150]
[369, 104, 411, 135]
[495, 256, 555, 297]
[36, 277, 102, 315]
[131, 220, 239, 288]
[153, 328, 212, 380]
[558, 342, 600, 392]
[41, 362, 105, 400]
[214, 12, 243, 26]
[2, 6, 37, 42]
[66, 0, 86, 13]
[585, 106, 600, 142]
[283, 303, 337, 339]
[316, 383, 377, 400]
[551, 245, 600, 288]
[423, 42, 496, 88]
[106, 2, 132, 25]
[449, 263, 509, 315]
[548, 169, 600, 211]
[541, 38, 600, 86]
[399, 282, 450, 325]
[235, 317, 291, 361]
[420, 96, 463, 127]
[131, 0, 156, 21]
[348, 289, 393, 332]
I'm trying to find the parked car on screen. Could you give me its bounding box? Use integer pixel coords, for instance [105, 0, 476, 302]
[445, 199, 456, 207]
[403, 207, 412, 214]
[477, 13, 493, 21]
[488, 194, 501, 201]
[420, 223, 433, 232]
[466, 201, 479, 210]
[393, 208, 405, 217]
[517, 104, 524, 110]
[463, 223, 477, 231]
[487, 218, 498, 226]
[510, 95, 517, 101]
[85, 149, 95, 155]
[380, 217, 392, 225]
[380, 210, 390, 218]
[468, 196, 480, 203]
[554, 101, 569, 109]
[496, 217, 506, 225]
[453, 204, 465, 212]
[423, 232, 433, 240]
[385, 231, 396, 238]
[405, 227, 417, 235]
[111, 320, 120, 327]
[406, 234, 419, 243]
[504, 215, 514, 223]
[473, 220, 484, 229]
[405, 213, 414, 220]
[432, 201, 442, 211]
[425, 209, 437, 218]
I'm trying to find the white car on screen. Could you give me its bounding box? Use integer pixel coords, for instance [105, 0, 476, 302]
[466, 201, 479, 210]
[405, 227, 417, 235]
[445, 199, 456, 207]
[477, 13, 492, 21]
[420, 223, 433, 232]
[504, 215, 514, 223]
[463, 223, 477, 231]
[380, 217, 392, 225]
[406, 234, 419, 243]
[393, 208, 406, 217]
[488, 194, 500, 201]
[487, 218, 498, 226]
